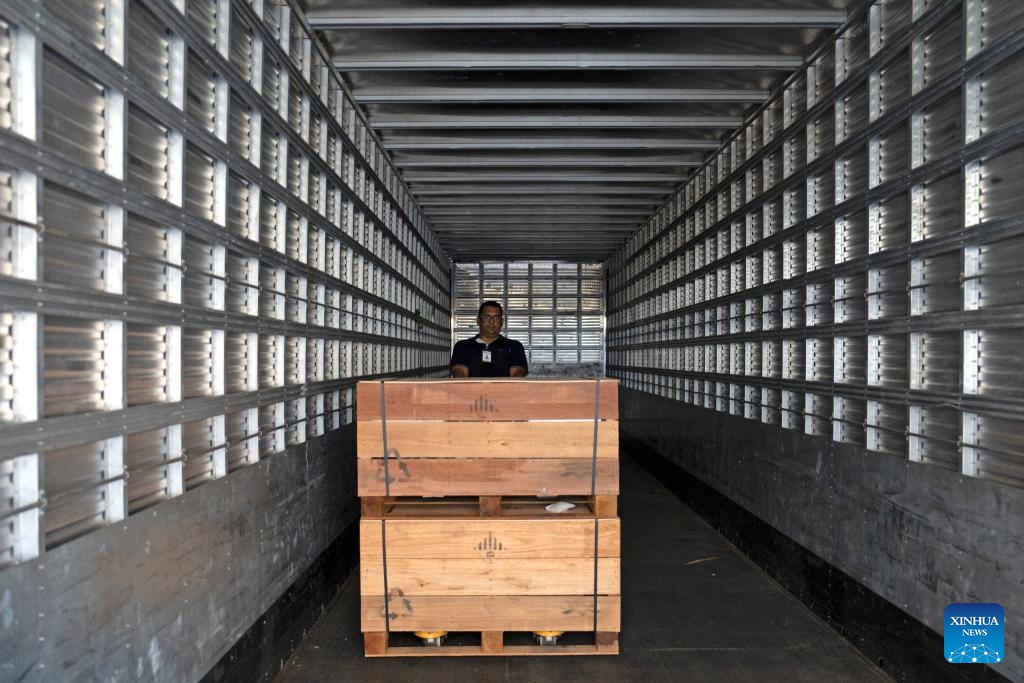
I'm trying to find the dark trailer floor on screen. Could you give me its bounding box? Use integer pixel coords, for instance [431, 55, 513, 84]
[275, 453, 888, 683]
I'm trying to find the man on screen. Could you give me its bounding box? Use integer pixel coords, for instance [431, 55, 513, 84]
[451, 301, 528, 378]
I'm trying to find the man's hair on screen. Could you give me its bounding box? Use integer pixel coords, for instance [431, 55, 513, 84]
[477, 300, 504, 317]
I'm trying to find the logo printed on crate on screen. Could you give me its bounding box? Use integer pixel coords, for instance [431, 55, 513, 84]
[476, 532, 504, 563]
[384, 588, 413, 621]
[376, 449, 410, 483]
[470, 395, 498, 414]
[944, 603, 1003, 664]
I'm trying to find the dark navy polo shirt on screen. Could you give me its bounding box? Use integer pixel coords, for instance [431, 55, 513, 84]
[450, 335, 528, 377]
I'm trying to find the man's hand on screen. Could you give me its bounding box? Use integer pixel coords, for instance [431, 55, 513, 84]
[509, 366, 527, 378]
[451, 365, 469, 378]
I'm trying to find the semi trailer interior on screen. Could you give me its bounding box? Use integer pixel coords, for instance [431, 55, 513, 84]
[0, 0, 1022, 681]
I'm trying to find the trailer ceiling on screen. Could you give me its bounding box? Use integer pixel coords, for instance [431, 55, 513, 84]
[307, 1, 855, 261]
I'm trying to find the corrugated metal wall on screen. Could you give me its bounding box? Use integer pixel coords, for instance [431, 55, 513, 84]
[608, 0, 1024, 490]
[607, 1, 1024, 679]
[0, 0, 449, 579]
[0, 0, 452, 679]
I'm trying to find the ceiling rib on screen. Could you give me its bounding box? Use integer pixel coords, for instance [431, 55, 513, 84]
[409, 185, 673, 196]
[391, 155, 705, 168]
[415, 197, 661, 208]
[307, 8, 846, 30]
[425, 207, 649, 216]
[404, 171, 684, 183]
[353, 87, 771, 104]
[369, 114, 743, 129]
[333, 51, 805, 71]
[434, 223, 638, 230]
[382, 136, 722, 150]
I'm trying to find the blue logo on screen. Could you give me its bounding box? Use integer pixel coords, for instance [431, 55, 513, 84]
[945, 603, 1003, 664]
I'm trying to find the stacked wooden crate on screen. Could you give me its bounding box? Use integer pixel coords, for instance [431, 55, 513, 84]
[356, 378, 620, 656]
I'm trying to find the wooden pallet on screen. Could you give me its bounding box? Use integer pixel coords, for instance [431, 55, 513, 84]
[363, 630, 620, 657]
[361, 494, 617, 518]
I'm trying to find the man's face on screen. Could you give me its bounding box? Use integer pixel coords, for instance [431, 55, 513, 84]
[477, 305, 503, 338]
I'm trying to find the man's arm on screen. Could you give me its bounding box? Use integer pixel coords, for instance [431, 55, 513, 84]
[508, 340, 528, 377]
[451, 341, 471, 378]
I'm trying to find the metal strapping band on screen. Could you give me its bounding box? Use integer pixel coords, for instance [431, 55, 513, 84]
[381, 519, 391, 638]
[593, 517, 600, 637]
[591, 379, 603, 637]
[379, 380, 390, 496]
[590, 379, 601, 497]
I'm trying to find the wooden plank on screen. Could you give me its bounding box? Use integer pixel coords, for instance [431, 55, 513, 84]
[361, 595, 621, 632]
[360, 494, 618, 519]
[363, 632, 387, 656]
[361, 497, 384, 517]
[357, 457, 619, 497]
[356, 379, 619, 421]
[479, 496, 501, 516]
[360, 558, 620, 595]
[481, 631, 503, 654]
[360, 518, 620, 560]
[595, 495, 617, 517]
[597, 631, 620, 653]
[357, 420, 618, 459]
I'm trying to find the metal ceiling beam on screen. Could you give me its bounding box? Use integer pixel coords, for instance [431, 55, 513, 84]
[383, 136, 721, 150]
[353, 86, 770, 104]
[406, 171, 681, 182]
[425, 207, 648, 216]
[393, 155, 704, 168]
[333, 51, 804, 71]
[448, 251, 624, 259]
[308, 8, 847, 30]
[437, 231, 636, 238]
[370, 114, 743, 129]
[447, 243, 623, 249]
[432, 216, 638, 224]
[435, 226, 638, 233]
[417, 197, 659, 207]
[411, 185, 671, 195]
[438, 229, 637, 236]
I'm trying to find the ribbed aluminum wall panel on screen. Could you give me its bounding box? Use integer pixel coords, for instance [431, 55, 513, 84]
[608, 0, 1024, 490]
[0, 0, 451, 570]
[453, 262, 605, 373]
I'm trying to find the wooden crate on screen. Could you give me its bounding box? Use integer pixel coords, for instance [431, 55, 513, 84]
[356, 379, 619, 498]
[360, 516, 620, 656]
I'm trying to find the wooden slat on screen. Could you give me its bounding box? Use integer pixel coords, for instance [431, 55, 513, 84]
[360, 518, 620, 559]
[357, 457, 619, 497]
[360, 558, 620, 595]
[360, 595, 621, 632]
[357, 420, 618, 459]
[356, 379, 619, 421]
[360, 494, 618, 518]
[362, 632, 620, 657]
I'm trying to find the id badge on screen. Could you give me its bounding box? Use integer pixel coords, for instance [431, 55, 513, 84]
[481, 350, 492, 363]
